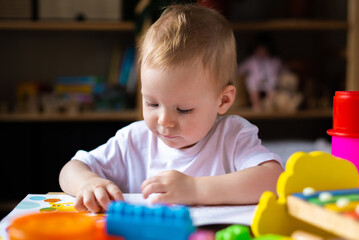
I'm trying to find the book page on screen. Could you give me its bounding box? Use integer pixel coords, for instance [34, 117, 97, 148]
[123, 193, 256, 226]
[0, 193, 256, 239]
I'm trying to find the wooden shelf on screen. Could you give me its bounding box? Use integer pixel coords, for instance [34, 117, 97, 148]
[232, 20, 348, 31]
[0, 110, 140, 122]
[0, 19, 347, 32]
[0, 20, 135, 31]
[227, 108, 333, 119]
[0, 109, 332, 122]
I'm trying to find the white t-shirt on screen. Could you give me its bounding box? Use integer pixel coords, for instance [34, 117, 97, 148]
[72, 115, 281, 193]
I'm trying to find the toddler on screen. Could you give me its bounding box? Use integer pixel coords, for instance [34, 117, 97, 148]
[59, 4, 283, 213]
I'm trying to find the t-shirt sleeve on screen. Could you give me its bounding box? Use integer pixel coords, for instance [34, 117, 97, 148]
[71, 129, 127, 187]
[233, 120, 282, 170]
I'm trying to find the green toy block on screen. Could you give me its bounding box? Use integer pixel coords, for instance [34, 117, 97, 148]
[215, 225, 251, 240]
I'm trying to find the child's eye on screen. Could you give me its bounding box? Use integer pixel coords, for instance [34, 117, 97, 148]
[146, 102, 158, 108]
[177, 108, 193, 114]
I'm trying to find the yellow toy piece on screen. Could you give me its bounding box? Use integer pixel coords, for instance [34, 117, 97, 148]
[251, 151, 359, 237]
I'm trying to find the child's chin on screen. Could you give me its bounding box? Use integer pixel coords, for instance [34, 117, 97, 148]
[161, 137, 197, 149]
[164, 142, 183, 149]
[163, 140, 186, 149]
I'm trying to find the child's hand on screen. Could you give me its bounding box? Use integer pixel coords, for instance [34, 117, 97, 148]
[141, 170, 197, 205]
[74, 177, 124, 213]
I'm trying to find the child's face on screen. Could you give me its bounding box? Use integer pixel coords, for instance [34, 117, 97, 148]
[141, 62, 222, 149]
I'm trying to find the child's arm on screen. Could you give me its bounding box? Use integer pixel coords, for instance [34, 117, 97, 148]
[141, 160, 283, 205]
[59, 159, 124, 213]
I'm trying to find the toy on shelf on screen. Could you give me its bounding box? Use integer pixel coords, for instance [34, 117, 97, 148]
[270, 72, 302, 113]
[251, 151, 359, 238]
[287, 188, 359, 239]
[238, 34, 286, 111]
[106, 201, 195, 240]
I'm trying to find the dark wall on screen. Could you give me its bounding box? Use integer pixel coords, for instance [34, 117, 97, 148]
[0, 120, 131, 203]
[251, 118, 332, 141]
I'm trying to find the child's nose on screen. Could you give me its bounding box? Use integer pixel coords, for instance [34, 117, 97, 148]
[158, 109, 176, 128]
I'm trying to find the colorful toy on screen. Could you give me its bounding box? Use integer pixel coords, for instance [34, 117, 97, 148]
[251, 151, 359, 237]
[290, 230, 324, 240]
[287, 188, 359, 239]
[106, 201, 195, 240]
[8, 212, 96, 240]
[215, 225, 292, 240]
[327, 91, 359, 171]
[188, 230, 215, 240]
[216, 225, 251, 240]
[95, 220, 124, 240]
[254, 234, 292, 240]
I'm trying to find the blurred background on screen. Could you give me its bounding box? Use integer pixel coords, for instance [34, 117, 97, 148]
[0, 0, 358, 218]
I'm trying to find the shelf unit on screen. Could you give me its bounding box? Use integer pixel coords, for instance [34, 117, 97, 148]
[0, 20, 135, 31]
[231, 20, 348, 31]
[0, 20, 139, 122]
[0, 19, 348, 31]
[0, 110, 139, 122]
[0, 0, 358, 122]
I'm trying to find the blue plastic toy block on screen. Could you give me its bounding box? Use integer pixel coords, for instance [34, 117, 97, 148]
[106, 201, 195, 240]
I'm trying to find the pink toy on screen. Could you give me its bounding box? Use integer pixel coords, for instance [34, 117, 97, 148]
[188, 230, 215, 240]
[327, 91, 359, 171]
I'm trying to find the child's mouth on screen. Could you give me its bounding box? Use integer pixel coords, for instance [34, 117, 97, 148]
[162, 134, 176, 139]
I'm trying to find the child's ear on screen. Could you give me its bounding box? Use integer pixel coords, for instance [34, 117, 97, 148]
[218, 85, 236, 115]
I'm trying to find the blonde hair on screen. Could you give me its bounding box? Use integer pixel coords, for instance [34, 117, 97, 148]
[137, 4, 237, 89]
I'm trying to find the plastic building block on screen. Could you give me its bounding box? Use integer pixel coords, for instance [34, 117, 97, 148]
[106, 201, 195, 240]
[95, 219, 124, 240]
[251, 151, 358, 237]
[215, 225, 251, 240]
[189, 230, 215, 240]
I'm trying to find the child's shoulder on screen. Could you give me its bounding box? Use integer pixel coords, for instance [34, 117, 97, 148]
[217, 115, 252, 127]
[214, 115, 258, 137]
[116, 120, 150, 137]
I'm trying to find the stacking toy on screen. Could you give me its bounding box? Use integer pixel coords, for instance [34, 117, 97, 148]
[327, 91, 359, 171]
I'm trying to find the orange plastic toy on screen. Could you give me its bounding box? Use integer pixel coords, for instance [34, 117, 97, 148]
[8, 212, 96, 240]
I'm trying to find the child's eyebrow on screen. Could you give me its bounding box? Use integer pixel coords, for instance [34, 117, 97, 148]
[141, 92, 155, 99]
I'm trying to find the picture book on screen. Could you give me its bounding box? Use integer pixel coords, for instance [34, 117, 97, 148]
[0, 193, 257, 240]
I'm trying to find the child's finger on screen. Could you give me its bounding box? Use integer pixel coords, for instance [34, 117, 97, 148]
[73, 195, 88, 212]
[83, 192, 102, 213]
[141, 176, 159, 191]
[94, 187, 111, 211]
[142, 182, 166, 199]
[141, 175, 163, 190]
[150, 193, 171, 205]
[107, 184, 124, 201]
